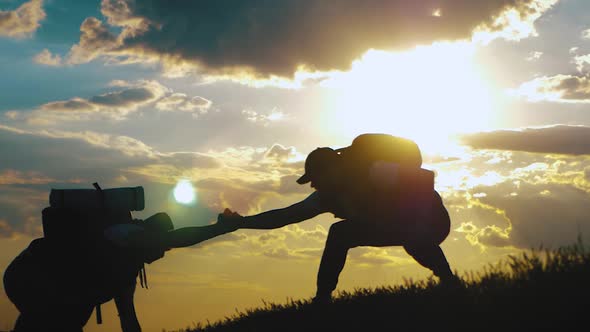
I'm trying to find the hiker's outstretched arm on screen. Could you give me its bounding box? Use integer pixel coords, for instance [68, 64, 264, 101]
[164, 223, 236, 248]
[114, 284, 141, 332]
[240, 194, 326, 229]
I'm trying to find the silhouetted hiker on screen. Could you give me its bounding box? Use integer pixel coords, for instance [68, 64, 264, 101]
[3, 184, 238, 332]
[219, 134, 457, 303]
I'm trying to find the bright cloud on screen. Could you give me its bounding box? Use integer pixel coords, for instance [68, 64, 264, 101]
[33, 48, 62, 66]
[525, 51, 543, 61]
[0, 0, 45, 38]
[155, 93, 212, 115]
[242, 108, 288, 126]
[573, 53, 590, 73]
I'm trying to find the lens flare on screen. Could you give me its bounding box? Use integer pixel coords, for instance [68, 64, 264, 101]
[173, 180, 196, 204]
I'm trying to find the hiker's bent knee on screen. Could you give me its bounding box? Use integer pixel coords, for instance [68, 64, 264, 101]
[326, 221, 357, 247]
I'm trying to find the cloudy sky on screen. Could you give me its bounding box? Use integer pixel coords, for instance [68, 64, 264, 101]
[2, 0, 590, 331]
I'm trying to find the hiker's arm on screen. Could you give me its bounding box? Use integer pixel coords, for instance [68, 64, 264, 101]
[239, 193, 326, 229]
[121, 219, 238, 250]
[114, 284, 141, 332]
[163, 222, 237, 248]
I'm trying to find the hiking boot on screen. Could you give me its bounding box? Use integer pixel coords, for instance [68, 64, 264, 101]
[439, 274, 463, 290]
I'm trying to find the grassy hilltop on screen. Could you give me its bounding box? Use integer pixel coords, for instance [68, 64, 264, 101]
[180, 240, 589, 332]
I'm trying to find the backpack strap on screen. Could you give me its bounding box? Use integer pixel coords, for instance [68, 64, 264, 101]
[95, 303, 103, 324]
[139, 263, 148, 289]
[93, 182, 105, 325]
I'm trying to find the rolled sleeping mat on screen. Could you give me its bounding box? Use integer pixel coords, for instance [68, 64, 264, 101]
[49, 186, 145, 211]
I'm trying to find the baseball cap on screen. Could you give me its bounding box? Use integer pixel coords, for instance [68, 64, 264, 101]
[296, 147, 339, 184]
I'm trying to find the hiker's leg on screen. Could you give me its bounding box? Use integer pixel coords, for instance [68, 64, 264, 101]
[404, 243, 454, 281]
[315, 219, 402, 298]
[115, 284, 141, 332]
[402, 190, 454, 281]
[315, 216, 414, 299]
[70, 304, 95, 331]
[13, 314, 34, 332]
[316, 220, 362, 298]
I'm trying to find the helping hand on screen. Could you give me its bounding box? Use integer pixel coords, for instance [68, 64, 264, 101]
[217, 208, 244, 231]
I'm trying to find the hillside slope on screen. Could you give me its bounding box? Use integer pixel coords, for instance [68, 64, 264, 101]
[184, 241, 589, 332]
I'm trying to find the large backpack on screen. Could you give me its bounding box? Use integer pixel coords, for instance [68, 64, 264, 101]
[4, 184, 171, 329]
[334, 134, 434, 215]
[336, 133, 422, 169]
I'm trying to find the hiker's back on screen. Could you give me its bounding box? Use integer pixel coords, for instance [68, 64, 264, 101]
[341, 133, 421, 170]
[335, 134, 434, 219]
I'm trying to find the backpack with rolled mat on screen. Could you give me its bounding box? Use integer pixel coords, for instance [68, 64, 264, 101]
[3, 183, 173, 330]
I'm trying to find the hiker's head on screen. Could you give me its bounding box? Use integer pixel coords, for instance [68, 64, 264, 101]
[297, 147, 340, 190]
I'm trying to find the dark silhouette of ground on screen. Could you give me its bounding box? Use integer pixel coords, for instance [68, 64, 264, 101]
[186, 241, 589, 332]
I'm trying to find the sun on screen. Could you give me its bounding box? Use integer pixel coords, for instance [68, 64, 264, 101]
[173, 180, 196, 204]
[321, 41, 498, 156]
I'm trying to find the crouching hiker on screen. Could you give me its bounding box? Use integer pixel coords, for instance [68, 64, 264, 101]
[3, 184, 239, 332]
[218, 134, 459, 303]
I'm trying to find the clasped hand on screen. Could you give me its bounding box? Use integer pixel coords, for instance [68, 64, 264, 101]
[217, 208, 243, 231]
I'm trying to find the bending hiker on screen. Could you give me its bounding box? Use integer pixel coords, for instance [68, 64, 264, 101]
[219, 134, 457, 303]
[3, 185, 238, 332]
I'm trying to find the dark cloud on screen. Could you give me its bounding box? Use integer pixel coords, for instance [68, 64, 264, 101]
[0, 0, 45, 38]
[0, 126, 149, 180]
[0, 125, 226, 178]
[514, 74, 590, 102]
[10, 80, 215, 123]
[41, 98, 97, 112]
[443, 149, 590, 250]
[476, 180, 590, 249]
[63, 0, 555, 78]
[555, 76, 590, 100]
[30, 80, 167, 123]
[460, 125, 590, 155]
[90, 86, 156, 106]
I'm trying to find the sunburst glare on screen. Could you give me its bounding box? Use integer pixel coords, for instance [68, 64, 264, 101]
[321, 41, 498, 157]
[173, 179, 196, 205]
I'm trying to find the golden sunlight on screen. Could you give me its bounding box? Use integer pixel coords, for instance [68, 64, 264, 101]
[322, 41, 497, 157]
[173, 179, 196, 204]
